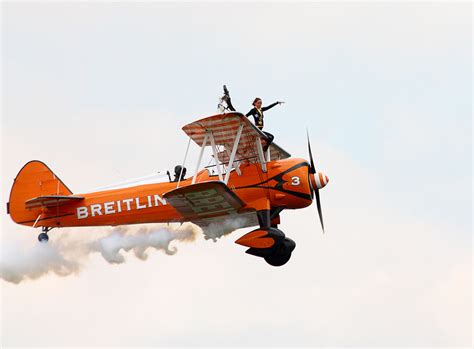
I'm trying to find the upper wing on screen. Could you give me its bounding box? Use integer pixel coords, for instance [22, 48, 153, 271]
[163, 181, 246, 221]
[182, 112, 290, 164]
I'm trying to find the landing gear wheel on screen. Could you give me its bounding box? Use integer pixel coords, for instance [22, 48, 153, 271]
[38, 232, 49, 243]
[264, 251, 292, 267]
[264, 238, 296, 267]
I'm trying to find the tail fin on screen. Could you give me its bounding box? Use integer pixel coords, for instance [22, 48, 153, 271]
[8, 160, 74, 226]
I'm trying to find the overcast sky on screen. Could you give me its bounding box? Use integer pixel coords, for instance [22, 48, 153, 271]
[1, 2, 472, 347]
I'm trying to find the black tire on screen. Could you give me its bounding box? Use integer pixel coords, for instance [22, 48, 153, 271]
[264, 251, 292, 267]
[38, 233, 49, 243]
[282, 238, 296, 253]
[264, 238, 296, 267]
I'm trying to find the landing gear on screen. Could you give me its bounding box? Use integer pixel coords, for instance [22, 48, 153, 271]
[235, 209, 296, 267]
[38, 227, 51, 243]
[264, 237, 296, 267]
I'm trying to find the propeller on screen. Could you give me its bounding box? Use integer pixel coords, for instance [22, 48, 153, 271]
[306, 130, 325, 233]
[306, 129, 316, 174]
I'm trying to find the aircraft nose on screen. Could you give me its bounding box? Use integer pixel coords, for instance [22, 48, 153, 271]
[311, 172, 329, 189]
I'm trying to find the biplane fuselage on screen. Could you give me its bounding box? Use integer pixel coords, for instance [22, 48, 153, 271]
[9, 158, 313, 228]
[8, 112, 328, 266]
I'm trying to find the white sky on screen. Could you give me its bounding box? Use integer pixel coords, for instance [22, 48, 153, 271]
[1, 2, 472, 347]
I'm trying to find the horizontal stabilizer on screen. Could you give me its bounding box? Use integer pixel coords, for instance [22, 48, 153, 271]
[25, 195, 84, 209]
[163, 181, 244, 221]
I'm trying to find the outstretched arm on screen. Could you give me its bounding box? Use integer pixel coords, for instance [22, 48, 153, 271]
[246, 108, 256, 117]
[262, 101, 280, 112]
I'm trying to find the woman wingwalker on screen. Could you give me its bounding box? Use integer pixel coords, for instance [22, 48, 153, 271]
[219, 85, 284, 150]
[246, 97, 284, 150]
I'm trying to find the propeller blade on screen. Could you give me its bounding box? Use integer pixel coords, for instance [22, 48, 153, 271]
[314, 188, 325, 233]
[306, 129, 316, 174]
[307, 129, 325, 232]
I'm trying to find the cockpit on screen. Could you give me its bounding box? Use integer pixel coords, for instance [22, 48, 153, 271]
[170, 165, 187, 182]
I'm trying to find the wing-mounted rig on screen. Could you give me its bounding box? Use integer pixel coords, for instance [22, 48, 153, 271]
[182, 112, 290, 182]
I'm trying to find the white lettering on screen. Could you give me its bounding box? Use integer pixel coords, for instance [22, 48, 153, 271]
[291, 176, 301, 186]
[154, 194, 167, 206]
[116, 200, 122, 213]
[81, 194, 166, 219]
[104, 202, 115, 215]
[136, 197, 147, 209]
[77, 206, 88, 219]
[123, 198, 133, 211]
[91, 204, 102, 216]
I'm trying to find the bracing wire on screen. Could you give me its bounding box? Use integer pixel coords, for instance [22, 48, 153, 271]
[176, 137, 192, 188]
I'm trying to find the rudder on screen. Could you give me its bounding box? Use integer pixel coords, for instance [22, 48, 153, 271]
[8, 160, 73, 226]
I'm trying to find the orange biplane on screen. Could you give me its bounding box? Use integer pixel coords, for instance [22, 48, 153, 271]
[7, 112, 329, 266]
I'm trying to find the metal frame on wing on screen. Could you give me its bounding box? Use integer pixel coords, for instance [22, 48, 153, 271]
[182, 112, 291, 184]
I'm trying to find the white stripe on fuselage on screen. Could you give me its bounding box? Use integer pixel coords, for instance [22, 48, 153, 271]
[91, 172, 170, 192]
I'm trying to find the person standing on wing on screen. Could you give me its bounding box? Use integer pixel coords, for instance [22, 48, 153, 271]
[246, 97, 284, 149]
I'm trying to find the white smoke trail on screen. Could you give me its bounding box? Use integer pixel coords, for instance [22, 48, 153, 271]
[90, 224, 196, 263]
[0, 223, 198, 284]
[0, 240, 81, 284]
[201, 216, 252, 242]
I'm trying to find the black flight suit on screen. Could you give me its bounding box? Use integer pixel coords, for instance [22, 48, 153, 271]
[246, 102, 279, 146]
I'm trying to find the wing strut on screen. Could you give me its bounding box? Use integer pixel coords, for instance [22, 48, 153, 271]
[224, 147, 242, 176]
[192, 132, 209, 184]
[255, 138, 268, 173]
[209, 131, 223, 181]
[224, 123, 244, 184]
[176, 137, 191, 188]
